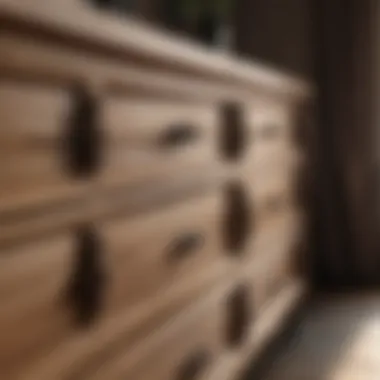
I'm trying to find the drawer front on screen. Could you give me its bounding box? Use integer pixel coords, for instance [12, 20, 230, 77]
[246, 144, 301, 217]
[0, 82, 80, 212]
[247, 100, 295, 151]
[85, 283, 246, 380]
[247, 146, 301, 185]
[101, 191, 225, 315]
[249, 177, 295, 220]
[242, 101, 300, 175]
[0, 233, 76, 371]
[0, 192, 227, 376]
[0, 37, 223, 213]
[248, 211, 304, 310]
[100, 98, 219, 186]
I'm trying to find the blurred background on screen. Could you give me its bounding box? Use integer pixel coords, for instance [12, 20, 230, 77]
[91, 0, 380, 290]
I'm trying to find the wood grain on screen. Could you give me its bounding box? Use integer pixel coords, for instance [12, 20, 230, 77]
[208, 279, 307, 380]
[99, 97, 219, 187]
[100, 191, 226, 316]
[0, 4, 313, 380]
[89, 281, 229, 380]
[0, 0, 314, 99]
[0, 81, 88, 212]
[0, 192, 229, 378]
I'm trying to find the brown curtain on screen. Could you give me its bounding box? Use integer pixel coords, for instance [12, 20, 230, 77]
[313, 0, 380, 287]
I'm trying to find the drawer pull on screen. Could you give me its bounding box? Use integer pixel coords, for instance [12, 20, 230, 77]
[226, 285, 251, 348]
[223, 183, 252, 255]
[221, 102, 245, 160]
[176, 350, 211, 380]
[158, 123, 199, 149]
[66, 89, 102, 177]
[67, 227, 106, 326]
[167, 233, 204, 263]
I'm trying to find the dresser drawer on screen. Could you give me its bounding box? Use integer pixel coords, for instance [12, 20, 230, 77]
[0, 192, 227, 377]
[248, 210, 304, 310]
[85, 281, 249, 380]
[0, 82, 85, 212]
[0, 233, 77, 371]
[241, 100, 300, 170]
[99, 98, 219, 186]
[101, 190, 225, 315]
[251, 209, 303, 270]
[247, 100, 295, 149]
[245, 154, 300, 218]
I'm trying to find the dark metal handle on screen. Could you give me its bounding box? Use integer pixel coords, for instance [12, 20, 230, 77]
[65, 88, 102, 177]
[220, 102, 246, 161]
[66, 226, 106, 326]
[226, 285, 250, 348]
[158, 123, 199, 149]
[176, 350, 211, 380]
[167, 233, 204, 263]
[223, 183, 252, 255]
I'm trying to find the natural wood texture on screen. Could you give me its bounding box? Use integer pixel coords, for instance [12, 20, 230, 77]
[0, 192, 230, 377]
[209, 279, 307, 380]
[244, 209, 305, 310]
[0, 0, 313, 98]
[0, 170, 227, 247]
[64, 278, 306, 380]
[100, 98, 219, 187]
[88, 281, 230, 380]
[238, 97, 303, 179]
[100, 191, 226, 314]
[261, 294, 380, 380]
[0, 81, 83, 212]
[0, 234, 75, 371]
[0, 2, 312, 380]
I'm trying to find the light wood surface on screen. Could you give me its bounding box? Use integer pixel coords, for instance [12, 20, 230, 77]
[209, 279, 307, 380]
[0, 81, 87, 211]
[100, 98, 219, 187]
[0, 192, 230, 377]
[0, 0, 314, 98]
[100, 191, 226, 315]
[0, 3, 313, 380]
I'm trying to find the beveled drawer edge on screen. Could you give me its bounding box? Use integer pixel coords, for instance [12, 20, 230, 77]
[0, 0, 315, 99]
[15, 265, 231, 380]
[206, 278, 308, 380]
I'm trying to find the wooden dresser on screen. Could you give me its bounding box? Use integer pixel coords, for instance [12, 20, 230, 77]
[0, 1, 314, 379]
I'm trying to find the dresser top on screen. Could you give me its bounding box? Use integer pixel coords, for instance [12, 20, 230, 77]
[0, 0, 314, 99]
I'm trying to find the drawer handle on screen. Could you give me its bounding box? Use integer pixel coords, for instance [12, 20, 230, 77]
[221, 102, 245, 161]
[167, 233, 204, 263]
[67, 226, 106, 326]
[223, 182, 252, 255]
[158, 123, 199, 149]
[66, 89, 102, 177]
[226, 285, 251, 348]
[176, 350, 211, 380]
